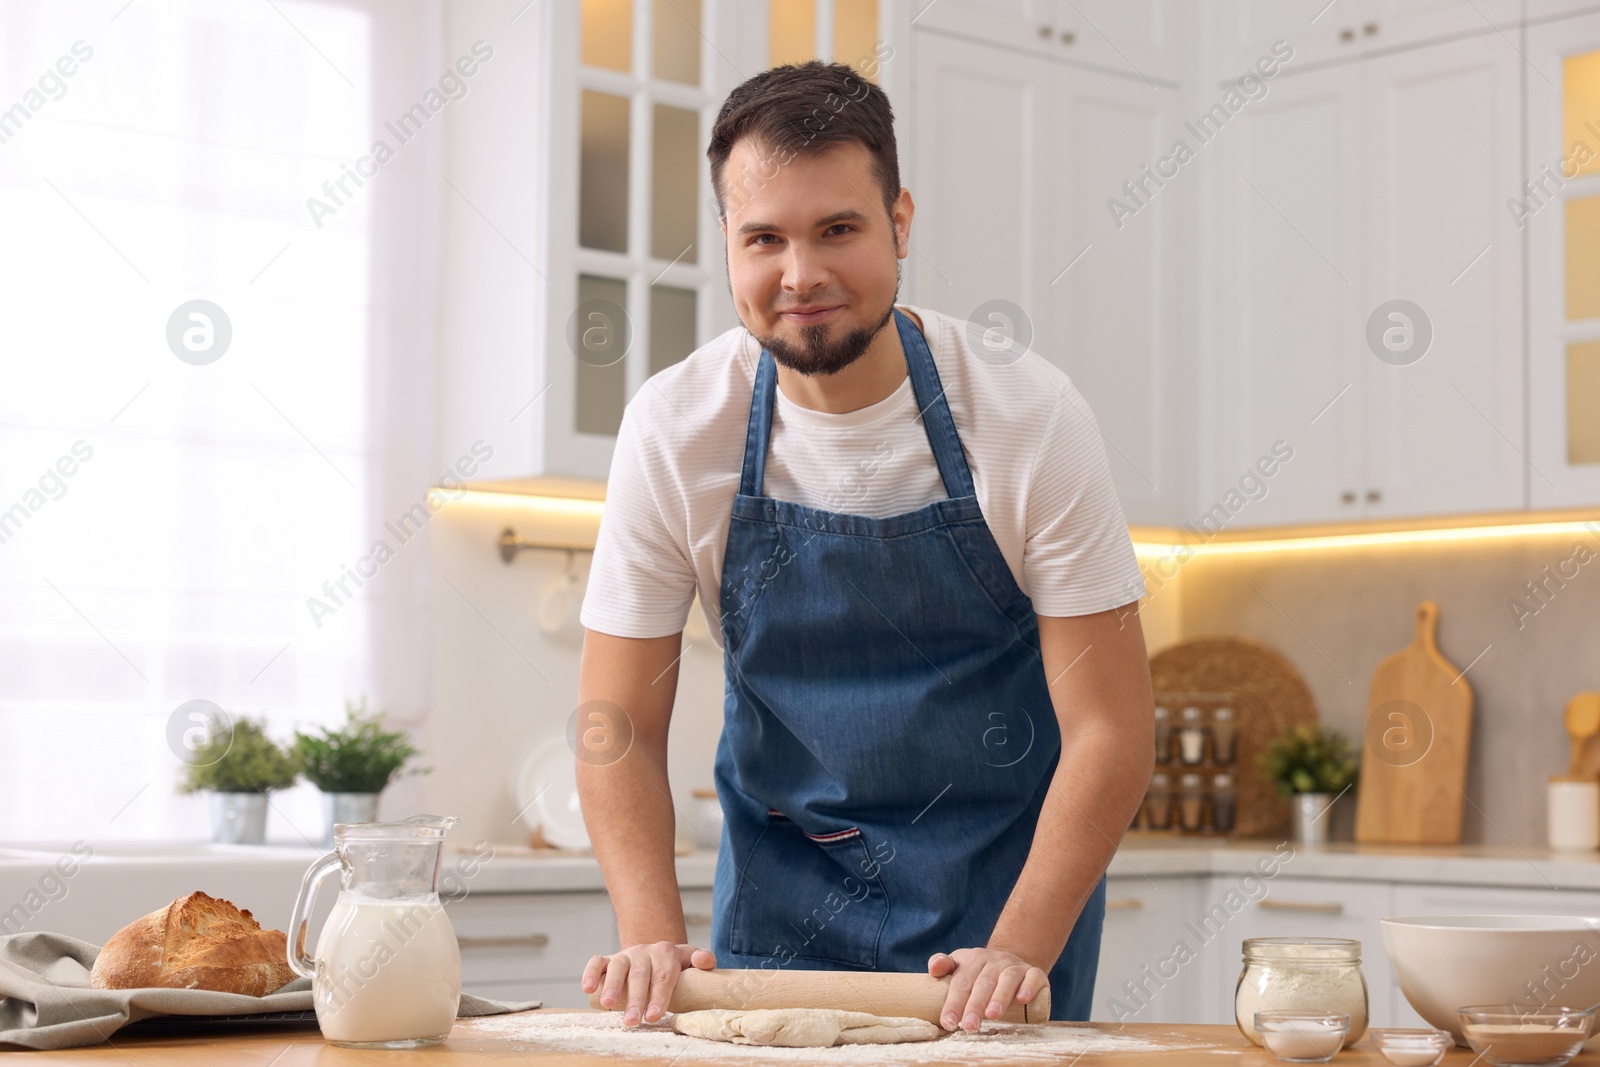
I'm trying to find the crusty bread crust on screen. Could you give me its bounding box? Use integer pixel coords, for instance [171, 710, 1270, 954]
[88, 890, 296, 997]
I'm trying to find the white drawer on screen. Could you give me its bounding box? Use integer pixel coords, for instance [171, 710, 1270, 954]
[1392, 883, 1600, 918]
[448, 892, 617, 983]
[1387, 883, 1600, 1029]
[1094, 876, 1210, 1025]
[681, 889, 714, 948]
[1209, 877, 1394, 1026]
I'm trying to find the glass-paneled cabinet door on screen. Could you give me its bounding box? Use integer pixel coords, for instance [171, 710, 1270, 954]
[767, 0, 882, 75]
[541, 0, 722, 477]
[1529, 14, 1600, 506]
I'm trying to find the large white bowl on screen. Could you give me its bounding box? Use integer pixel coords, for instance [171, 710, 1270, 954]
[1383, 915, 1600, 1046]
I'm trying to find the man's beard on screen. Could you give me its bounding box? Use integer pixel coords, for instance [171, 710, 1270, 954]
[752, 265, 902, 378]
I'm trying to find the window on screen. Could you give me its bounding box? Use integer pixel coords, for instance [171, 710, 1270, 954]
[0, 0, 440, 841]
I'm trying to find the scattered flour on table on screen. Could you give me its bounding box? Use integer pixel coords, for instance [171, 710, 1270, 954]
[460, 1011, 1222, 1063]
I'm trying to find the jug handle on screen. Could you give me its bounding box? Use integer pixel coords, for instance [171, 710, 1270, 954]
[287, 851, 341, 980]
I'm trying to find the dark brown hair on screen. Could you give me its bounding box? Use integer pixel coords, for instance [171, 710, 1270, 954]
[707, 58, 899, 226]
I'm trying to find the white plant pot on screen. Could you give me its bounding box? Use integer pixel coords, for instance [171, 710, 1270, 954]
[210, 792, 268, 845]
[322, 792, 381, 847]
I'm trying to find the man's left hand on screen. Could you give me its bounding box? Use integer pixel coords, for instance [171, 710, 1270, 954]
[928, 948, 1049, 1031]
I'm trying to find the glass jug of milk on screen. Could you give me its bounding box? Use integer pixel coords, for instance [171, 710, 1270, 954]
[287, 814, 463, 1048]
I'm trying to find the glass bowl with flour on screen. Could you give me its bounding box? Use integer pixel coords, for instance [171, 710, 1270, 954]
[1236, 937, 1369, 1048]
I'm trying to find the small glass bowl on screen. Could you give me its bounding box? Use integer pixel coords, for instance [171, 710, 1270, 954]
[1255, 1011, 1350, 1063]
[1457, 1005, 1595, 1067]
[1368, 1027, 1453, 1066]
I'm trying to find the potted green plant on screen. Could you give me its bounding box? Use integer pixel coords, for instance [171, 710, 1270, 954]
[294, 697, 426, 844]
[176, 715, 300, 845]
[1259, 723, 1359, 845]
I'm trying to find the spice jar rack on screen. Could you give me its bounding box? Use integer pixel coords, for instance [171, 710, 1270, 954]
[1145, 637, 1319, 839]
[1140, 691, 1241, 837]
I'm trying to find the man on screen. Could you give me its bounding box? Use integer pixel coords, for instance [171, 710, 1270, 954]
[575, 59, 1153, 1032]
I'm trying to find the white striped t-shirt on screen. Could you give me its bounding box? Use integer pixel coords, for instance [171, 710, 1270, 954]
[579, 302, 1146, 647]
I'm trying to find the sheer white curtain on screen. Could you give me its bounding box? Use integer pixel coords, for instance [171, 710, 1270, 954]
[0, 0, 443, 842]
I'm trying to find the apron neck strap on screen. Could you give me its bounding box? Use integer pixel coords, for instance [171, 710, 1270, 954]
[739, 306, 976, 500]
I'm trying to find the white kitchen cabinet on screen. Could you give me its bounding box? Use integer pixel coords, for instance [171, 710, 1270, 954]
[449, 889, 717, 1007]
[1210, 32, 1526, 526]
[912, 0, 1179, 76]
[682, 888, 715, 949]
[1210, 877, 1397, 1027]
[1212, 61, 1366, 526]
[450, 890, 618, 1005]
[1218, 0, 1522, 76]
[1527, 1, 1600, 21]
[909, 27, 1185, 524]
[1360, 33, 1526, 518]
[1387, 882, 1600, 1027]
[1527, 12, 1600, 507]
[1092, 876, 1209, 1024]
[910, 0, 1058, 57]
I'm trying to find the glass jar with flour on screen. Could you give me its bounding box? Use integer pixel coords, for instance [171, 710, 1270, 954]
[1235, 937, 1368, 1048]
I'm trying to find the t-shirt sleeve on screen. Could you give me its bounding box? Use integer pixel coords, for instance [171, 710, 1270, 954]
[579, 399, 698, 639]
[1022, 379, 1147, 616]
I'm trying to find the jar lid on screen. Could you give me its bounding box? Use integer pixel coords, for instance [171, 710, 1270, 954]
[1150, 772, 1171, 787]
[1212, 773, 1234, 788]
[1213, 706, 1234, 720]
[1550, 773, 1600, 785]
[1154, 705, 1171, 720]
[1179, 773, 1202, 787]
[1242, 937, 1362, 962]
[1180, 706, 1202, 722]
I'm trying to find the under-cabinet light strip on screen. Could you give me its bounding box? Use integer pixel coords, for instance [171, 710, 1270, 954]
[438, 489, 1600, 559]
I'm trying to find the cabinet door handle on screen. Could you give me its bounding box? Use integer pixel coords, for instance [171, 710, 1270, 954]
[1339, 27, 1355, 42]
[1363, 21, 1378, 35]
[457, 933, 552, 949]
[1060, 29, 1075, 44]
[1341, 491, 1357, 504]
[1106, 898, 1145, 911]
[1257, 900, 1344, 915]
[683, 913, 714, 926]
[1038, 24, 1053, 38]
[1366, 489, 1381, 503]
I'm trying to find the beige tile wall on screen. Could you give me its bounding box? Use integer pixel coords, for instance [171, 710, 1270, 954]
[1166, 528, 1600, 846]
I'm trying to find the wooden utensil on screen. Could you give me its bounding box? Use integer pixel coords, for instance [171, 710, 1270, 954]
[587, 967, 1050, 1023]
[1354, 602, 1474, 844]
[1566, 693, 1600, 776]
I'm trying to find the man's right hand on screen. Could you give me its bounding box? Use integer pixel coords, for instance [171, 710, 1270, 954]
[581, 941, 716, 1026]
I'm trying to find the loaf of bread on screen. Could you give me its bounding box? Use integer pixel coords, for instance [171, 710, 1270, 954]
[89, 891, 297, 996]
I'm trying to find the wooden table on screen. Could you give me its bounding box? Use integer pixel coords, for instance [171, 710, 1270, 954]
[9, 1011, 1600, 1065]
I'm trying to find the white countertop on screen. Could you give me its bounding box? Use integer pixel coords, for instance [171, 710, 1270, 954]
[1108, 834, 1600, 891]
[446, 844, 720, 893]
[444, 837, 1600, 894]
[7, 836, 1600, 940]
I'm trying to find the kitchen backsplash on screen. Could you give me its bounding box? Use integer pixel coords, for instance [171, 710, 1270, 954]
[426, 498, 723, 847]
[1170, 527, 1600, 846]
[426, 493, 1589, 847]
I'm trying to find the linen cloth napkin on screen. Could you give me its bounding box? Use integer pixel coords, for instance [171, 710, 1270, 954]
[0, 931, 542, 1050]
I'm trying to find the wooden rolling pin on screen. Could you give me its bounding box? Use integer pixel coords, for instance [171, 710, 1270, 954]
[587, 967, 1050, 1023]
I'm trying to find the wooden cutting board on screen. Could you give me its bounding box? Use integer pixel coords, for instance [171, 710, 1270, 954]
[1354, 601, 1474, 844]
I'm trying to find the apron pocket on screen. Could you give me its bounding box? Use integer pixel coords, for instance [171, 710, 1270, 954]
[726, 815, 890, 969]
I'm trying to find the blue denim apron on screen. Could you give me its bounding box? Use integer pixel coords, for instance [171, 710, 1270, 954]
[709, 308, 1105, 1020]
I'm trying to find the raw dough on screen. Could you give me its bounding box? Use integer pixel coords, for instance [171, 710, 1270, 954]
[671, 1008, 943, 1048]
